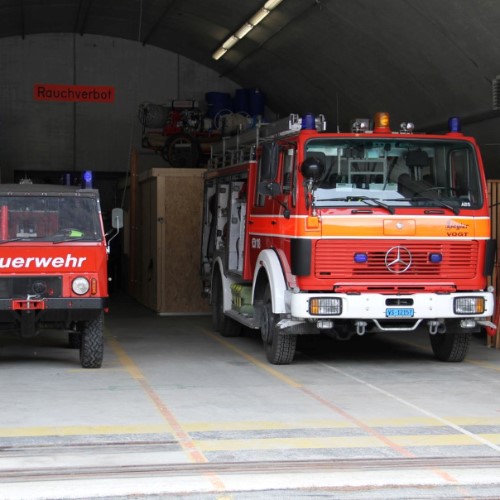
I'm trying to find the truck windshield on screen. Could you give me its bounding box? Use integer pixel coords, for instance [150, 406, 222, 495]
[306, 138, 483, 211]
[0, 195, 102, 242]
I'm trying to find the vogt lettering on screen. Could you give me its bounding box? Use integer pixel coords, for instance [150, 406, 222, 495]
[0, 254, 87, 269]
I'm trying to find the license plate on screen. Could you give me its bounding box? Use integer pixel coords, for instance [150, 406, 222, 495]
[386, 308, 414, 318]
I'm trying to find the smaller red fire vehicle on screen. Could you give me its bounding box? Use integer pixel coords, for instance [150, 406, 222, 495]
[0, 183, 122, 368]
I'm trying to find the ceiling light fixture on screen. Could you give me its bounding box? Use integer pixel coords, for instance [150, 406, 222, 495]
[222, 35, 239, 50]
[212, 0, 284, 60]
[234, 23, 254, 40]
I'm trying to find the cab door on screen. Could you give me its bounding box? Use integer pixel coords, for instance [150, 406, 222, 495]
[247, 141, 281, 270]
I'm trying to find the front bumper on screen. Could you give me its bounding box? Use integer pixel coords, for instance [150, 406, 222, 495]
[286, 291, 495, 320]
[0, 297, 106, 311]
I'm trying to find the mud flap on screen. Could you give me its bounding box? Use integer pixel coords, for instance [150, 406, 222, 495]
[20, 310, 37, 338]
[12, 299, 45, 338]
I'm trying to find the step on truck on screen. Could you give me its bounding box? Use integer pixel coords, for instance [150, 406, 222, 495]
[201, 112, 496, 364]
[0, 182, 122, 368]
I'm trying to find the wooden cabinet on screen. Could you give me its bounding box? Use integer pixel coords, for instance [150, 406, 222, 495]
[132, 168, 210, 314]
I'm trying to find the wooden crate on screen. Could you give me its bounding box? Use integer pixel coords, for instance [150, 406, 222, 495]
[487, 180, 500, 348]
[133, 168, 210, 314]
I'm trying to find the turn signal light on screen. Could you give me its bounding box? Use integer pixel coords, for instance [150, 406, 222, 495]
[454, 297, 485, 314]
[309, 297, 342, 316]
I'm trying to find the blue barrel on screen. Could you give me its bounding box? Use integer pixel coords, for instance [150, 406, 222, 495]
[233, 88, 251, 114]
[205, 92, 232, 118]
[249, 88, 265, 117]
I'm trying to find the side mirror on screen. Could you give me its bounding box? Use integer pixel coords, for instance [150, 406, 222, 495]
[111, 208, 123, 229]
[301, 157, 325, 181]
[107, 208, 123, 253]
[301, 156, 325, 212]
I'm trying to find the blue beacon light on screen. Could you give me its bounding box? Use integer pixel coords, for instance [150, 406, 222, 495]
[301, 113, 316, 130]
[83, 170, 93, 189]
[448, 116, 461, 133]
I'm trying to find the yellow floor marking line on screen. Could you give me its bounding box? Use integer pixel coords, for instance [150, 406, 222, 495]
[107, 337, 146, 381]
[107, 336, 226, 492]
[316, 358, 500, 454]
[203, 330, 302, 388]
[0, 424, 170, 438]
[203, 329, 461, 484]
[183, 420, 355, 432]
[183, 416, 500, 433]
[194, 433, 500, 452]
[467, 359, 500, 372]
[4, 417, 499, 439]
[204, 329, 402, 455]
[298, 386, 416, 459]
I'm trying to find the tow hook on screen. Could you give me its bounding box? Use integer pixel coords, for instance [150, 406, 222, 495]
[355, 321, 367, 336]
[428, 320, 446, 335]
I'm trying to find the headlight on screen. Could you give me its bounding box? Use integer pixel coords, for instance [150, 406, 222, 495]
[454, 297, 485, 315]
[72, 277, 90, 295]
[309, 297, 342, 315]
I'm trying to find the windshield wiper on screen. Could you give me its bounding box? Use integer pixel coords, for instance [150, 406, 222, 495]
[315, 196, 394, 214]
[0, 237, 23, 244]
[52, 237, 99, 244]
[387, 196, 460, 215]
[0, 236, 49, 244]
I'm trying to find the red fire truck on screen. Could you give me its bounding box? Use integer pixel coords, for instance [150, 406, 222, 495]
[0, 183, 122, 368]
[201, 112, 496, 364]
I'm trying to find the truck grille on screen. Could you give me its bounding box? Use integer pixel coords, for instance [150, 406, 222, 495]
[315, 240, 478, 279]
[0, 276, 62, 299]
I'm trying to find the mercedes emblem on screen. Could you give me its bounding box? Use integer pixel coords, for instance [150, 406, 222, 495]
[385, 246, 412, 273]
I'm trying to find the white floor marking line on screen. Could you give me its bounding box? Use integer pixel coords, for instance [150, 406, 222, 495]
[317, 360, 500, 453]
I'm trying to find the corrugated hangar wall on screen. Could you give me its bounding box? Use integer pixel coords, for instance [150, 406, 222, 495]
[0, 33, 238, 183]
[1, 32, 500, 181]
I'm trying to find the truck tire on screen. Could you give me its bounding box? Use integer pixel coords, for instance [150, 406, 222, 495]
[261, 287, 296, 365]
[80, 312, 104, 368]
[429, 331, 471, 362]
[212, 272, 242, 337]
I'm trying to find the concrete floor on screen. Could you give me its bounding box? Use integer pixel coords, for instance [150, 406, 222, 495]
[1, 291, 500, 499]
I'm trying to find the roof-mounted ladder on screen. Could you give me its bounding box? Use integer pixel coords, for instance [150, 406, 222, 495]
[210, 113, 326, 168]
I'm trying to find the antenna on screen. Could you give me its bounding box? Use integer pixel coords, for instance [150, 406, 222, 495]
[336, 92, 340, 132]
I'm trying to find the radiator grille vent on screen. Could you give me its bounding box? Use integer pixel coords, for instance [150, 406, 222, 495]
[315, 240, 478, 279]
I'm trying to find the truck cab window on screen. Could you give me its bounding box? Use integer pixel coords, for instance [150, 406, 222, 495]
[282, 147, 295, 193]
[255, 141, 279, 207]
[450, 148, 480, 202]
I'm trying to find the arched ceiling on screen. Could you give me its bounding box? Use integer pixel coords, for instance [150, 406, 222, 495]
[1, 0, 500, 131]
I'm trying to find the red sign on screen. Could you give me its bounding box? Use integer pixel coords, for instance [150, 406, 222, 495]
[34, 84, 115, 103]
